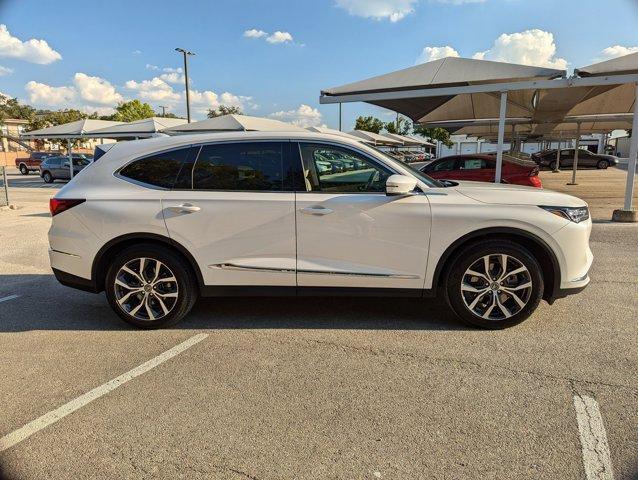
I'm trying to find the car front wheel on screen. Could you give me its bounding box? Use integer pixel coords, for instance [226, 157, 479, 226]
[105, 244, 198, 329]
[19, 164, 29, 175]
[42, 171, 53, 183]
[597, 160, 609, 169]
[445, 240, 544, 329]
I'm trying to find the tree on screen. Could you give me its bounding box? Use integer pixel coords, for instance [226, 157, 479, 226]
[354, 115, 384, 133]
[110, 100, 156, 122]
[413, 124, 453, 147]
[207, 105, 243, 118]
[385, 115, 411, 136]
[0, 94, 35, 124]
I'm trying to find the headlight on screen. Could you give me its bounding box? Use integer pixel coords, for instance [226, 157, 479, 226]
[539, 205, 589, 223]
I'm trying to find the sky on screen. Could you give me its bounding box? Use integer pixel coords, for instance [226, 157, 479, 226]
[1, 0, 638, 129]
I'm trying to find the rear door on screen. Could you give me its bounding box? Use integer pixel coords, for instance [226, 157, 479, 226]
[294, 142, 431, 291]
[456, 157, 492, 182]
[161, 141, 299, 288]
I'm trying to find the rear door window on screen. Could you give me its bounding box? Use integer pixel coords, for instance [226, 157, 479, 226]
[119, 147, 192, 189]
[191, 142, 290, 191]
[458, 158, 486, 170]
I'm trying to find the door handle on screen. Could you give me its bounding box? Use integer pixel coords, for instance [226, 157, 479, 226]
[168, 203, 201, 214]
[301, 206, 334, 216]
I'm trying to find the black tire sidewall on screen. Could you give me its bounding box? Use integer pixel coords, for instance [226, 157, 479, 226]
[445, 240, 544, 329]
[43, 172, 53, 183]
[105, 244, 198, 329]
[597, 160, 608, 169]
[20, 165, 28, 175]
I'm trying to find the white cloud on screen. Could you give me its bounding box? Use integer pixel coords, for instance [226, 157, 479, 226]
[146, 63, 159, 70]
[335, 0, 417, 22]
[125, 77, 181, 102]
[244, 29, 267, 39]
[0, 65, 13, 76]
[0, 24, 61, 64]
[25, 80, 75, 106]
[80, 105, 116, 116]
[270, 104, 323, 128]
[132, 49, 142, 55]
[416, 45, 459, 64]
[598, 45, 638, 60]
[266, 31, 293, 44]
[245, 28, 294, 45]
[73, 73, 123, 105]
[471, 29, 567, 69]
[159, 72, 185, 84]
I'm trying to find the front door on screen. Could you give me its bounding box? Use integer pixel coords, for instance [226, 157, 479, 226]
[162, 141, 298, 287]
[295, 142, 431, 291]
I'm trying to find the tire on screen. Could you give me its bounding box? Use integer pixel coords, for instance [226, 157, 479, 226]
[548, 160, 558, 170]
[444, 240, 544, 329]
[105, 244, 198, 329]
[19, 164, 29, 175]
[42, 171, 53, 183]
[597, 160, 609, 169]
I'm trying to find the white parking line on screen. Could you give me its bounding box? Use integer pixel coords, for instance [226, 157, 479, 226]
[0, 294, 19, 303]
[0, 333, 208, 452]
[573, 393, 614, 480]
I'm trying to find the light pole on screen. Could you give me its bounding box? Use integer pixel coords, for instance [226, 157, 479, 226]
[175, 48, 195, 123]
[159, 105, 168, 117]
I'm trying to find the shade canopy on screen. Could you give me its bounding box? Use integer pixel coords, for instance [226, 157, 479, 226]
[305, 126, 370, 143]
[322, 57, 565, 122]
[381, 132, 433, 146]
[89, 117, 187, 138]
[21, 119, 125, 139]
[163, 114, 305, 133]
[348, 130, 402, 145]
[576, 52, 638, 77]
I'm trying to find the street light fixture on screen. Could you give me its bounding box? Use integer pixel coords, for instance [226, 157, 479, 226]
[175, 47, 195, 123]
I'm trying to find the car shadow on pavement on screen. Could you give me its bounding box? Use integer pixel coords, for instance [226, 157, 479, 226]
[0, 275, 469, 332]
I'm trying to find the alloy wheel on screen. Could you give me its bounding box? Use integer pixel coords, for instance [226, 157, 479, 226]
[461, 254, 532, 321]
[113, 257, 179, 321]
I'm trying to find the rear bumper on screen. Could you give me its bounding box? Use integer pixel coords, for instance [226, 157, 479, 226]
[52, 268, 98, 293]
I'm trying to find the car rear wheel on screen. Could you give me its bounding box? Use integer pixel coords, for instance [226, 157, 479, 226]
[548, 160, 558, 170]
[42, 171, 53, 183]
[105, 244, 198, 329]
[19, 164, 29, 175]
[444, 240, 544, 329]
[597, 159, 609, 169]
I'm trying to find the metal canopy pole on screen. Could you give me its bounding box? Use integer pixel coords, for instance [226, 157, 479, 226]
[495, 91, 508, 183]
[552, 132, 562, 173]
[623, 83, 638, 210]
[67, 139, 73, 179]
[338, 103, 342, 132]
[568, 122, 582, 185]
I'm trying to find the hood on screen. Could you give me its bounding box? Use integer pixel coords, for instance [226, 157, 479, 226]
[452, 181, 587, 207]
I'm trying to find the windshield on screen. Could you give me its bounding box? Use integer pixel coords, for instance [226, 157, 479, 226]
[369, 146, 445, 188]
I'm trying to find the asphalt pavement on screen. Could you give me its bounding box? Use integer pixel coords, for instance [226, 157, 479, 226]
[0, 168, 636, 479]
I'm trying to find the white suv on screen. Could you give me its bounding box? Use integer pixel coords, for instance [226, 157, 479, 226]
[48, 131, 592, 329]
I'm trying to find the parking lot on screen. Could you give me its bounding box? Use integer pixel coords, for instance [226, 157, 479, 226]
[0, 167, 636, 479]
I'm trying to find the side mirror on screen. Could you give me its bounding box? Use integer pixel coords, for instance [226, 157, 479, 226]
[386, 174, 418, 196]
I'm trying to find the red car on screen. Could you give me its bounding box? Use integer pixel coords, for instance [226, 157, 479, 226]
[420, 154, 542, 188]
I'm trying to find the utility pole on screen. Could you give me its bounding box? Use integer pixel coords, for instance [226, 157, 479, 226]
[159, 105, 168, 117]
[175, 48, 195, 123]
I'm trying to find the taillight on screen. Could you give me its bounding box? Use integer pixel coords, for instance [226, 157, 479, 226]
[50, 198, 85, 216]
[530, 176, 542, 188]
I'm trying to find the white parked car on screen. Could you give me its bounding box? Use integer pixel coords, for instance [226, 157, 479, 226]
[48, 132, 592, 329]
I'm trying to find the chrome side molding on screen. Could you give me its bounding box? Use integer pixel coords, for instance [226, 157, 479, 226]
[209, 263, 419, 279]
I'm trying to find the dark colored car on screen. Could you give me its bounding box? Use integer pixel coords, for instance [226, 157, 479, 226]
[531, 149, 618, 170]
[15, 151, 55, 175]
[40, 155, 92, 183]
[420, 154, 542, 188]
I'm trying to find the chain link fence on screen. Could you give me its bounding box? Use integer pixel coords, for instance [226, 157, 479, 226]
[1, 166, 9, 207]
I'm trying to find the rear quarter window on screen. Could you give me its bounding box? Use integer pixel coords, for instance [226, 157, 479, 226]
[118, 147, 192, 189]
